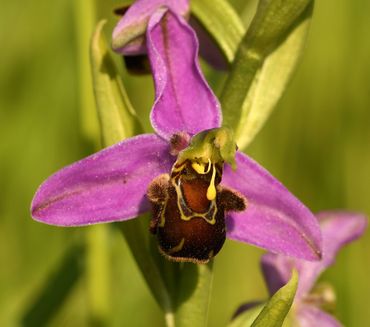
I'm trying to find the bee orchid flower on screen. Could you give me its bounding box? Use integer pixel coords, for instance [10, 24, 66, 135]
[31, 9, 322, 264]
[260, 211, 367, 326]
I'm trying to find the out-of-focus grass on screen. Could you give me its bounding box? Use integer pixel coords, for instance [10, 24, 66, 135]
[0, 0, 369, 326]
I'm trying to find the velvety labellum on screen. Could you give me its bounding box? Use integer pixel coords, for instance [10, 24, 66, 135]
[123, 55, 152, 74]
[148, 160, 246, 264]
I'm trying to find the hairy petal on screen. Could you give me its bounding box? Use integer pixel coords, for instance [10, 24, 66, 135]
[31, 134, 174, 226]
[296, 304, 343, 327]
[261, 211, 367, 297]
[112, 0, 189, 55]
[223, 151, 322, 260]
[147, 9, 222, 140]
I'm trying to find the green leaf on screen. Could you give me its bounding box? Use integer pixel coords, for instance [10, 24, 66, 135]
[251, 269, 298, 327]
[90, 19, 142, 147]
[175, 262, 214, 327]
[221, 0, 314, 148]
[191, 0, 245, 64]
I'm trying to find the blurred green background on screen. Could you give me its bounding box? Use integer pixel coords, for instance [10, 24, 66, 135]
[1, 0, 369, 326]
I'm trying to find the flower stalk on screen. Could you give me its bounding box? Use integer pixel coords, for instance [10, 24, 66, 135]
[175, 262, 214, 327]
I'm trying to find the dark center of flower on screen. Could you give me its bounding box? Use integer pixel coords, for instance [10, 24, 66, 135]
[147, 127, 246, 264]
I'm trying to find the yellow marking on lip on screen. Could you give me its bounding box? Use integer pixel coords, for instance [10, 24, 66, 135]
[168, 238, 185, 254]
[206, 164, 217, 201]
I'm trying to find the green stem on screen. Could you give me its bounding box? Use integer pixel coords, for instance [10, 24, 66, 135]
[175, 262, 214, 327]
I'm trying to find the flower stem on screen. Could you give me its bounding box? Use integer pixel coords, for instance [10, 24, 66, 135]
[175, 261, 214, 327]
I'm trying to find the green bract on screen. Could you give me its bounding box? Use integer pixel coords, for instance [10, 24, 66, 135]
[221, 0, 314, 149]
[251, 270, 298, 327]
[230, 270, 298, 327]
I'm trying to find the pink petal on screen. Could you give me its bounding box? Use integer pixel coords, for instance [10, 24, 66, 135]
[298, 211, 367, 295]
[223, 151, 322, 260]
[147, 9, 222, 140]
[261, 211, 367, 297]
[31, 134, 174, 226]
